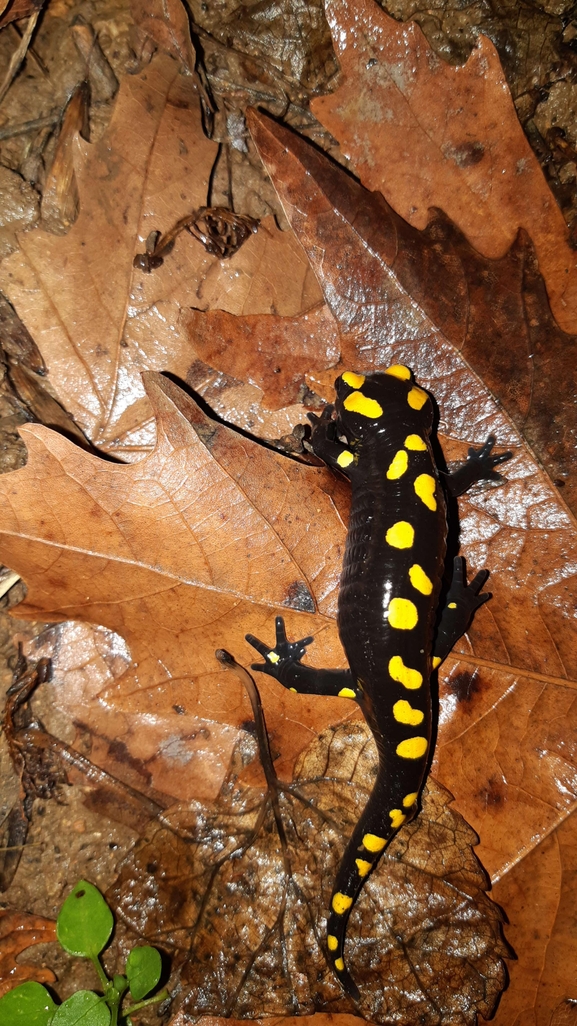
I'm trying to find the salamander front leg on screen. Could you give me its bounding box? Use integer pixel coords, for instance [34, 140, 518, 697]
[246, 616, 359, 699]
[433, 557, 490, 666]
[307, 406, 358, 475]
[444, 435, 512, 497]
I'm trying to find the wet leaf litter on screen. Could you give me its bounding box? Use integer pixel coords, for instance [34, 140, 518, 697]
[0, 0, 575, 1023]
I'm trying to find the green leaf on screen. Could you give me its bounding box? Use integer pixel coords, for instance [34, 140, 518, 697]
[125, 946, 162, 1001]
[0, 981, 57, 1025]
[51, 991, 110, 1026]
[56, 881, 113, 959]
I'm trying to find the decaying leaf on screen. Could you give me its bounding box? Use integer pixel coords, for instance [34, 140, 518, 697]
[109, 721, 507, 1025]
[0, 909, 56, 997]
[0, 55, 322, 457]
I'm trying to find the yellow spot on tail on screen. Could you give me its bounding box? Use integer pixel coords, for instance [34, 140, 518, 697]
[386, 521, 414, 549]
[404, 434, 427, 450]
[403, 792, 418, 807]
[393, 699, 425, 726]
[389, 808, 406, 829]
[448, 601, 457, 609]
[338, 687, 357, 699]
[327, 935, 339, 952]
[343, 391, 383, 419]
[267, 652, 280, 664]
[387, 597, 418, 630]
[409, 564, 433, 595]
[414, 473, 437, 511]
[337, 450, 354, 468]
[342, 371, 366, 389]
[332, 892, 353, 914]
[335, 958, 345, 972]
[396, 736, 428, 759]
[385, 364, 411, 381]
[432, 655, 442, 669]
[355, 858, 372, 877]
[389, 655, 423, 689]
[386, 449, 408, 480]
[407, 386, 428, 410]
[363, 833, 387, 853]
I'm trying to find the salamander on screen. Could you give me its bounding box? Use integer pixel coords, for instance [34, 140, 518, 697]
[246, 366, 511, 1001]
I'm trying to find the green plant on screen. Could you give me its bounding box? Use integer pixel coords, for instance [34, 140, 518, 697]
[0, 880, 169, 1025]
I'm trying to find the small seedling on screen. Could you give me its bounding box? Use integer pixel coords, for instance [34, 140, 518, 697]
[0, 880, 169, 1025]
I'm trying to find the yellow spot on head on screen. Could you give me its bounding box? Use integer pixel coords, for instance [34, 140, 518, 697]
[389, 808, 407, 829]
[267, 652, 280, 664]
[386, 449, 409, 480]
[396, 736, 428, 759]
[414, 473, 437, 511]
[385, 521, 414, 549]
[407, 386, 428, 410]
[404, 434, 427, 451]
[403, 792, 418, 808]
[332, 892, 353, 915]
[327, 935, 339, 952]
[389, 655, 423, 689]
[355, 858, 372, 877]
[341, 371, 365, 389]
[448, 602, 457, 609]
[387, 597, 418, 630]
[362, 833, 387, 853]
[385, 364, 411, 381]
[343, 391, 383, 419]
[409, 564, 433, 596]
[432, 655, 442, 669]
[338, 687, 357, 699]
[289, 687, 297, 693]
[393, 699, 425, 726]
[337, 450, 354, 468]
[334, 958, 345, 972]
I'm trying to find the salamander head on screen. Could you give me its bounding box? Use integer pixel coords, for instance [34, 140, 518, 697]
[334, 367, 433, 441]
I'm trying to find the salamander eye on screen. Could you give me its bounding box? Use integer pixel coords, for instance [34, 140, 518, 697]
[384, 364, 412, 381]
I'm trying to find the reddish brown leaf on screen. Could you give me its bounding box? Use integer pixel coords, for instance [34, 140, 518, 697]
[0, 909, 56, 996]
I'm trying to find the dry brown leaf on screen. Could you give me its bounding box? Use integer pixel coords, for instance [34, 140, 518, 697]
[0, 909, 56, 996]
[311, 0, 577, 335]
[0, 55, 322, 457]
[109, 722, 506, 1024]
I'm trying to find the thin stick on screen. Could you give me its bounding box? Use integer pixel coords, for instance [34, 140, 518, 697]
[0, 10, 41, 106]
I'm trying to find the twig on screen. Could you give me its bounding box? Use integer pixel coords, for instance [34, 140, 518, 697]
[0, 111, 59, 140]
[0, 10, 41, 106]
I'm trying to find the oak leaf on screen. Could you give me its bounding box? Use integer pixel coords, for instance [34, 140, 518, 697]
[0, 909, 56, 997]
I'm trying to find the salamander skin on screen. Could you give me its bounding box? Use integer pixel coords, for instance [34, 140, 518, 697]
[246, 366, 511, 1001]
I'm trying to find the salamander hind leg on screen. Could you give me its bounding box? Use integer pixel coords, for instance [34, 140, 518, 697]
[246, 616, 358, 698]
[433, 556, 490, 665]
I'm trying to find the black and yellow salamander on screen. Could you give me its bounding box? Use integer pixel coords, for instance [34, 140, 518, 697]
[246, 366, 511, 1001]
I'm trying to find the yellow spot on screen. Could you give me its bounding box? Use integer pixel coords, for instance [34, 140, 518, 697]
[389, 808, 407, 829]
[337, 449, 355, 468]
[432, 655, 442, 669]
[386, 449, 408, 480]
[409, 564, 433, 595]
[448, 601, 457, 609]
[335, 958, 345, 972]
[396, 736, 428, 759]
[403, 792, 419, 808]
[385, 521, 414, 549]
[343, 391, 383, 419]
[414, 473, 437, 511]
[327, 935, 339, 952]
[362, 833, 387, 853]
[387, 597, 418, 630]
[393, 699, 425, 726]
[385, 364, 411, 381]
[289, 687, 297, 693]
[389, 655, 423, 690]
[332, 892, 353, 915]
[404, 434, 427, 451]
[267, 652, 280, 664]
[338, 687, 357, 699]
[355, 858, 372, 877]
[407, 386, 428, 410]
[342, 371, 365, 389]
